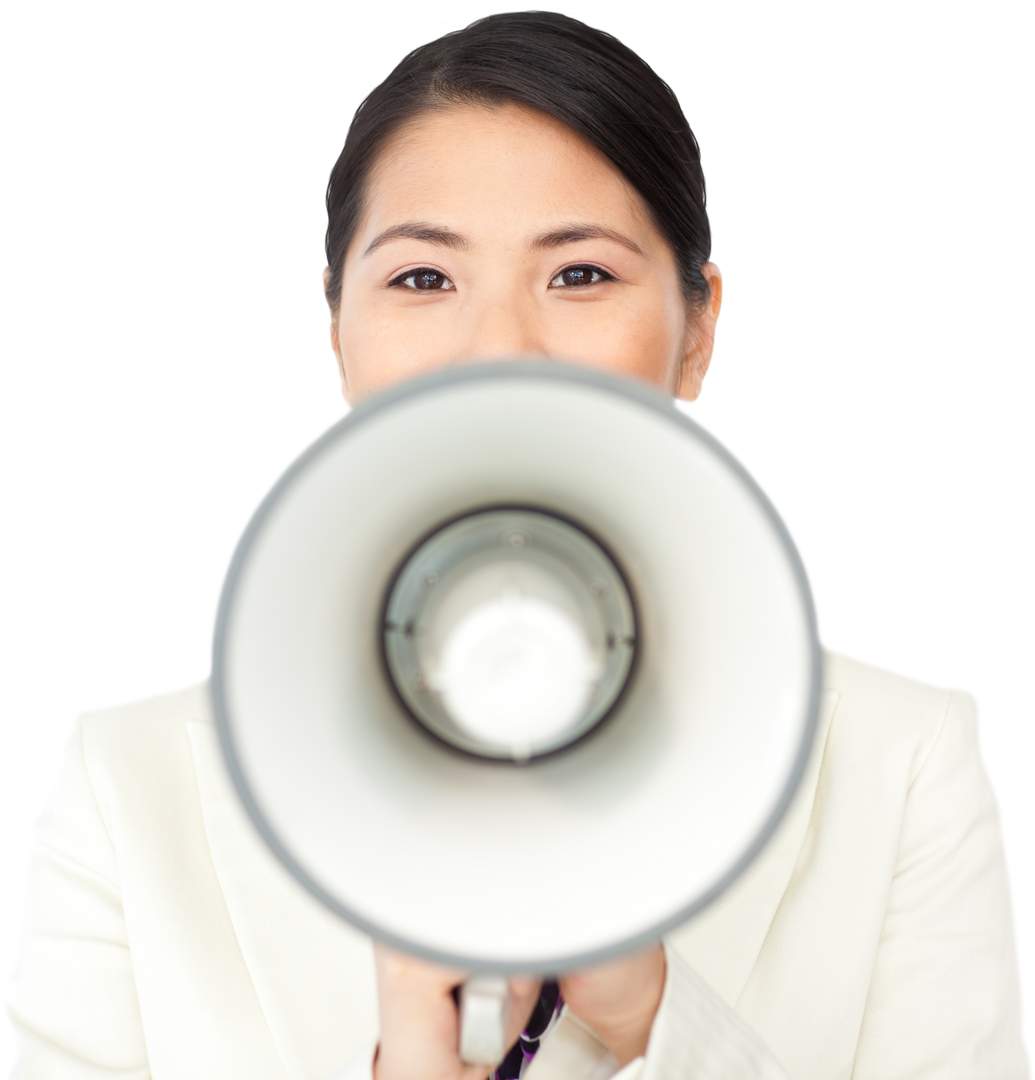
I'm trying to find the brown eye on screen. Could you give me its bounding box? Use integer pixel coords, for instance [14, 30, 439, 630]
[549, 265, 612, 288]
[391, 268, 455, 291]
[413, 269, 446, 290]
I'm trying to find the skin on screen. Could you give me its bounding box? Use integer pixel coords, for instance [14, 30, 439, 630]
[323, 102, 722, 1080]
[327, 103, 721, 403]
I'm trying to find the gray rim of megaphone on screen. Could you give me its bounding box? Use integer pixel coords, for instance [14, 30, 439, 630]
[211, 361, 823, 974]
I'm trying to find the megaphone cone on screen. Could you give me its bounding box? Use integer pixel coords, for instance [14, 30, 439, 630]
[213, 363, 820, 975]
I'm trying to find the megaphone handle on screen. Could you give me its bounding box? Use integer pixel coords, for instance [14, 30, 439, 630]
[459, 974, 512, 1066]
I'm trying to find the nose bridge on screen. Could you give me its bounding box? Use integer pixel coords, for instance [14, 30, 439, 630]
[453, 289, 546, 364]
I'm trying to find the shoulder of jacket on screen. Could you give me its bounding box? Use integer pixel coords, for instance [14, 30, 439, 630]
[821, 650, 975, 779]
[79, 682, 214, 747]
[821, 649, 968, 711]
[60, 684, 214, 839]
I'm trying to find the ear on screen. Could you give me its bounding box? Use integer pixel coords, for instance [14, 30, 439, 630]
[675, 263, 722, 402]
[323, 267, 352, 403]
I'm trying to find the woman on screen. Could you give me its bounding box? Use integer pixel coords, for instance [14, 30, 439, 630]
[7, 12, 1026, 1080]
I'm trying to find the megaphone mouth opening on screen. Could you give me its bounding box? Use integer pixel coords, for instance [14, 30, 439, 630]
[382, 506, 638, 763]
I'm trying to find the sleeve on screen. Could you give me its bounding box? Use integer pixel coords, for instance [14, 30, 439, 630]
[5, 721, 151, 1080]
[633, 947, 789, 1080]
[525, 950, 789, 1080]
[850, 692, 1028, 1079]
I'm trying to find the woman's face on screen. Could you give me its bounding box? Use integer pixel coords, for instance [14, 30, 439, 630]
[329, 103, 721, 403]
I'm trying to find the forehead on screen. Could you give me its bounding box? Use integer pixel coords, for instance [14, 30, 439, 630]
[359, 102, 654, 237]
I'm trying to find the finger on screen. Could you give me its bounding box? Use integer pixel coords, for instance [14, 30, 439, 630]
[503, 975, 543, 1048]
[375, 942, 470, 994]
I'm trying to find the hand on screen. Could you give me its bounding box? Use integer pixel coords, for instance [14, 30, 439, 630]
[373, 943, 542, 1080]
[559, 945, 666, 1066]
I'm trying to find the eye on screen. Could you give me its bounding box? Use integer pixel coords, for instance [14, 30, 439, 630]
[549, 264, 614, 288]
[389, 267, 455, 291]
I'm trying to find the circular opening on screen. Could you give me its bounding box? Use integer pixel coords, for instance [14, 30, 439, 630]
[382, 508, 637, 761]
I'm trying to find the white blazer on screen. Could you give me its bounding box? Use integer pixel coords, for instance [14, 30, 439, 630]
[6, 653, 1028, 1079]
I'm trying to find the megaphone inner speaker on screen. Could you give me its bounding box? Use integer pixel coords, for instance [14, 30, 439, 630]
[383, 508, 637, 762]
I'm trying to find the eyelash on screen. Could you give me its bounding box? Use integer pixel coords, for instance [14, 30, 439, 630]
[388, 262, 613, 289]
[388, 267, 456, 291]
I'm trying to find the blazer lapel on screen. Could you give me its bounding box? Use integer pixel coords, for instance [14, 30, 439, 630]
[188, 703, 378, 1080]
[665, 688, 841, 1007]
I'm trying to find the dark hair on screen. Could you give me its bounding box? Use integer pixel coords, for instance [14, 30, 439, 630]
[324, 11, 711, 313]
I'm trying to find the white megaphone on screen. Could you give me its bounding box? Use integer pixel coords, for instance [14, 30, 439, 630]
[212, 362, 821, 1065]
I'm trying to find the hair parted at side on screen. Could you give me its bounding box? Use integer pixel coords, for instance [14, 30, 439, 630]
[324, 12, 711, 314]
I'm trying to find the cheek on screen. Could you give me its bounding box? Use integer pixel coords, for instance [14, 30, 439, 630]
[337, 293, 460, 397]
[623, 282, 689, 384]
[336, 300, 397, 398]
[339, 298, 397, 354]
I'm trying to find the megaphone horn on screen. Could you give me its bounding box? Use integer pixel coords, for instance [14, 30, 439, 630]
[212, 362, 821, 1062]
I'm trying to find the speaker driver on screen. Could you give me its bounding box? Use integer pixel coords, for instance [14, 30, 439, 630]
[383, 508, 637, 762]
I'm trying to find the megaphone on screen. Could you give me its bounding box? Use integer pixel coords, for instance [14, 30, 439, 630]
[212, 362, 820, 1063]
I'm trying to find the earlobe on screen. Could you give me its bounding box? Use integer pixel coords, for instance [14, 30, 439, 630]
[677, 330, 712, 402]
[675, 263, 722, 402]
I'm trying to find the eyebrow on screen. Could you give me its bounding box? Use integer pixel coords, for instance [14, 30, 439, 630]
[363, 220, 645, 259]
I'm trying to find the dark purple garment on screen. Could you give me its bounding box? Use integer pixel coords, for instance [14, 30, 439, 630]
[492, 981, 563, 1080]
